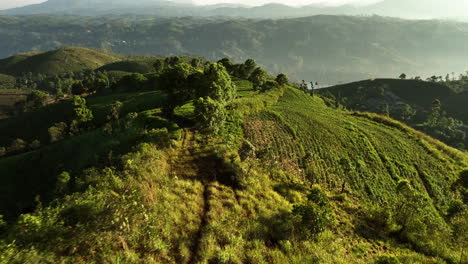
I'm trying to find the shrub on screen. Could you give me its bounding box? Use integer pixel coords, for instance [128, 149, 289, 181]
[8, 138, 27, 153]
[292, 186, 332, 240]
[56, 171, 71, 193]
[48, 122, 68, 143]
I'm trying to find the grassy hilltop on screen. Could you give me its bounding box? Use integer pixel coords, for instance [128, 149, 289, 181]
[0, 47, 121, 76]
[319, 78, 468, 151]
[0, 49, 466, 264]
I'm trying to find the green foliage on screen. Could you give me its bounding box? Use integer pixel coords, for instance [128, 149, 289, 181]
[194, 97, 226, 135]
[115, 73, 148, 91]
[239, 59, 256, 79]
[292, 185, 332, 240]
[160, 63, 196, 115]
[249, 67, 268, 91]
[71, 96, 93, 131]
[275, 73, 289, 86]
[48, 122, 68, 143]
[25, 90, 49, 110]
[197, 63, 236, 102]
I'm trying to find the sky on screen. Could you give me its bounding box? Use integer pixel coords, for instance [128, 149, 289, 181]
[0, 0, 380, 10]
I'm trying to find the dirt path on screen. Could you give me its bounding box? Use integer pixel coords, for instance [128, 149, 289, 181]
[170, 129, 215, 264]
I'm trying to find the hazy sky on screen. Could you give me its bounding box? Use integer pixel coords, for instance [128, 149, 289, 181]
[0, 0, 380, 10]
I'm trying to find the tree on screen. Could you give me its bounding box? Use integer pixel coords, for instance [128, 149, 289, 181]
[399, 73, 407, 79]
[427, 99, 441, 126]
[153, 60, 165, 72]
[310, 81, 315, 96]
[300, 80, 308, 92]
[194, 96, 226, 135]
[160, 63, 196, 115]
[48, 122, 68, 143]
[117, 73, 148, 91]
[197, 63, 236, 102]
[165, 56, 182, 67]
[218, 57, 235, 73]
[26, 90, 49, 109]
[394, 104, 416, 122]
[275, 73, 289, 86]
[249, 67, 268, 91]
[71, 96, 93, 132]
[239, 58, 257, 79]
[190, 58, 202, 68]
[380, 104, 390, 117]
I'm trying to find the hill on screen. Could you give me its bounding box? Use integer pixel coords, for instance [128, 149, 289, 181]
[1, 15, 468, 83]
[0, 53, 466, 263]
[0, 47, 121, 76]
[323, 78, 456, 109]
[318, 78, 468, 150]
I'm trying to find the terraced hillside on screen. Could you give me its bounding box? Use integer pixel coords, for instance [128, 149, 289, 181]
[246, 88, 465, 207]
[0, 47, 121, 76]
[0, 57, 466, 263]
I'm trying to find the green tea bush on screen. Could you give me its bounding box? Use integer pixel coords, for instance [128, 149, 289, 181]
[292, 185, 332, 240]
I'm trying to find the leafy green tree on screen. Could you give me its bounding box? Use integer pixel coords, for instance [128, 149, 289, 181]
[399, 73, 407, 79]
[394, 104, 416, 122]
[160, 63, 196, 115]
[218, 57, 235, 73]
[240, 58, 257, 79]
[194, 96, 226, 135]
[380, 104, 390, 117]
[26, 90, 49, 109]
[197, 63, 236, 102]
[117, 73, 148, 91]
[71, 96, 93, 132]
[153, 60, 165, 72]
[56, 171, 70, 193]
[249, 67, 268, 91]
[191, 58, 202, 68]
[48, 122, 68, 143]
[427, 99, 441, 126]
[275, 73, 289, 86]
[165, 56, 182, 67]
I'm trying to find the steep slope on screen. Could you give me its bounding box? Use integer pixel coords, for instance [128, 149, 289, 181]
[0, 47, 121, 76]
[246, 88, 465, 206]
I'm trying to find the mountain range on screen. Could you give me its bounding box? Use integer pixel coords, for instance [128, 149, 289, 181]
[2, 0, 468, 19]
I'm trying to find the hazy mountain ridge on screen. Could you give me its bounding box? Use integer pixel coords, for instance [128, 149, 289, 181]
[2, 0, 468, 19]
[1, 15, 468, 83]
